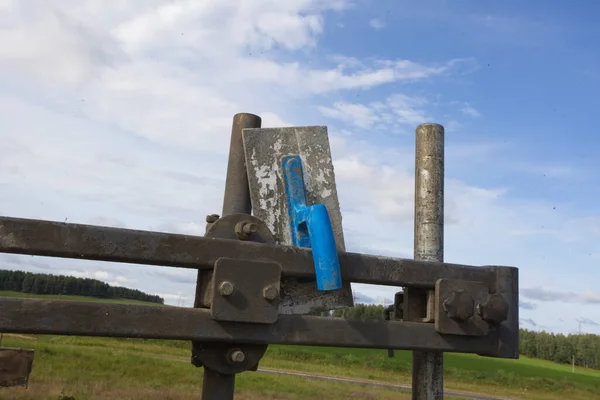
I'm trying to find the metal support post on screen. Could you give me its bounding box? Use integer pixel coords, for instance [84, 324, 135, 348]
[222, 113, 262, 216]
[201, 369, 236, 400]
[412, 123, 445, 399]
[196, 113, 262, 400]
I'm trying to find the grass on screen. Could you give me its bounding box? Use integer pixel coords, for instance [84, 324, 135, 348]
[0, 291, 163, 306]
[1, 335, 410, 400]
[1, 291, 599, 400]
[261, 346, 600, 399]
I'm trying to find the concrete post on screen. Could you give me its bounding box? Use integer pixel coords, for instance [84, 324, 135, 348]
[412, 123, 445, 400]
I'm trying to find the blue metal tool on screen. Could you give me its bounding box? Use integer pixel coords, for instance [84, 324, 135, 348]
[282, 155, 343, 291]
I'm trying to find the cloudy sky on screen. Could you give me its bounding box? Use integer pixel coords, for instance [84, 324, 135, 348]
[1, 0, 599, 335]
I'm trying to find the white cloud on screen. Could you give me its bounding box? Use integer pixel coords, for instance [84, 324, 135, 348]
[369, 18, 385, 30]
[318, 102, 379, 129]
[461, 105, 481, 117]
[0, 0, 597, 334]
[0, 7, 122, 86]
[111, 1, 331, 53]
[158, 221, 205, 236]
[318, 93, 430, 131]
[64, 269, 133, 287]
[521, 287, 600, 305]
[0, 1, 467, 155]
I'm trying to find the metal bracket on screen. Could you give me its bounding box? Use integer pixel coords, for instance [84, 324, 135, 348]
[192, 213, 277, 375]
[403, 288, 435, 323]
[191, 342, 266, 375]
[196, 213, 277, 309]
[434, 279, 490, 337]
[0, 348, 34, 388]
[210, 258, 282, 324]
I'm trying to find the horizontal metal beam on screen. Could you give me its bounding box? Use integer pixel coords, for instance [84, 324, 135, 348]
[0, 297, 503, 356]
[0, 216, 500, 288]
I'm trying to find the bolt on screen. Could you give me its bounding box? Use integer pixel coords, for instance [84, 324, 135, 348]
[262, 285, 279, 301]
[242, 222, 258, 234]
[235, 220, 257, 240]
[191, 355, 203, 367]
[442, 290, 474, 322]
[218, 281, 235, 296]
[476, 293, 509, 325]
[230, 350, 246, 364]
[206, 214, 220, 223]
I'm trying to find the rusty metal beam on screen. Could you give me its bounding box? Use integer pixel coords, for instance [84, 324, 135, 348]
[0, 297, 508, 355]
[0, 216, 497, 289]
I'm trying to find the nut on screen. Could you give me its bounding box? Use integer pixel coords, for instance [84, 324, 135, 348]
[442, 290, 474, 322]
[218, 281, 235, 296]
[206, 214, 220, 223]
[242, 222, 258, 234]
[191, 355, 203, 367]
[229, 350, 246, 364]
[476, 293, 509, 325]
[235, 221, 257, 240]
[262, 285, 279, 301]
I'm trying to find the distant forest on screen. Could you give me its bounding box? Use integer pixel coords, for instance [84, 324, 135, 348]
[0, 270, 164, 304]
[312, 303, 600, 370]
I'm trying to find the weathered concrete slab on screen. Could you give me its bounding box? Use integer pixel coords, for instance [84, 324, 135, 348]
[242, 126, 354, 314]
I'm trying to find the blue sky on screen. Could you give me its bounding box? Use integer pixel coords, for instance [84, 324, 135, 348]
[0, 0, 599, 335]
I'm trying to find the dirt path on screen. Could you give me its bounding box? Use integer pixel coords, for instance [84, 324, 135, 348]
[3, 336, 513, 400]
[256, 368, 512, 400]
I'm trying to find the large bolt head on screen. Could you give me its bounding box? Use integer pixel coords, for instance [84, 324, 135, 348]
[230, 350, 246, 363]
[262, 285, 279, 301]
[476, 293, 509, 325]
[235, 220, 256, 240]
[442, 290, 474, 322]
[218, 281, 235, 296]
[242, 222, 258, 234]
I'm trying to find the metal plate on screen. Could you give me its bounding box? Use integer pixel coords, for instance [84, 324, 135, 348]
[193, 213, 275, 373]
[0, 347, 34, 388]
[195, 213, 277, 308]
[435, 279, 490, 337]
[210, 258, 281, 324]
[242, 126, 354, 314]
[191, 342, 266, 375]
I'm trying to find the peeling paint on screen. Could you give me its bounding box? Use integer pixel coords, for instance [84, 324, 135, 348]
[242, 126, 354, 314]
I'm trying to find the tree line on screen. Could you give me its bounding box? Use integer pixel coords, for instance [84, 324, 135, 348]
[520, 329, 600, 370]
[311, 303, 600, 370]
[0, 270, 164, 304]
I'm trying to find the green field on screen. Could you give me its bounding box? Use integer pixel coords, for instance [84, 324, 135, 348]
[0, 291, 163, 306]
[1, 292, 599, 400]
[262, 346, 600, 399]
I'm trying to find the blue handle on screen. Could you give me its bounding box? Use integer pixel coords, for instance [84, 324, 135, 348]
[282, 155, 343, 291]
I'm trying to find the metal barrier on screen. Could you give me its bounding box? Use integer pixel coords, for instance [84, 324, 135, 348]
[0, 114, 519, 400]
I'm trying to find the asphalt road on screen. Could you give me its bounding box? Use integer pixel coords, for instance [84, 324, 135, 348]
[257, 368, 513, 400]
